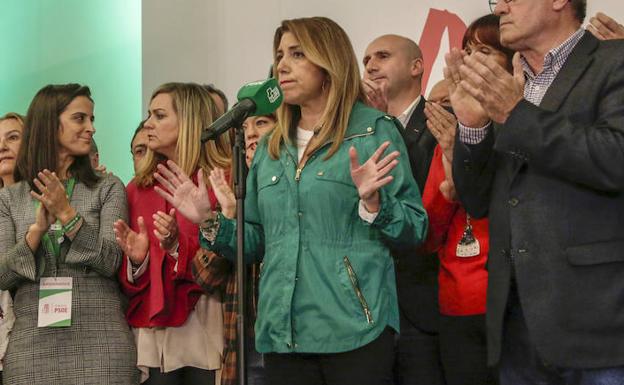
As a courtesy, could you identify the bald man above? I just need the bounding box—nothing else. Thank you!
[427,79,451,108]
[363,35,444,385]
[363,34,437,190]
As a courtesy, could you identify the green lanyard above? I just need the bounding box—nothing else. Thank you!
[34,178,76,258]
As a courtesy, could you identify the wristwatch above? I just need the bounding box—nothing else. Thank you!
[199,211,220,245]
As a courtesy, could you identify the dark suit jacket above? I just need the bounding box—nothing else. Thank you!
[394,96,440,332]
[452,32,624,368]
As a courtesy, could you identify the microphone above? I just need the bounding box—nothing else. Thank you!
[202,78,283,142]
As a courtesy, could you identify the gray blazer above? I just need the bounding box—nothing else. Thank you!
[0,174,139,384]
[453,32,624,368]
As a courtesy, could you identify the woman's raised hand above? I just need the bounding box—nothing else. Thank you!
[208,168,236,219]
[152,209,179,253]
[154,160,213,224]
[30,170,76,224]
[113,217,149,266]
[349,141,399,213]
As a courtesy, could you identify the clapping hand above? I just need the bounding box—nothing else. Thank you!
[113,217,149,266]
[154,161,213,224]
[439,153,457,202]
[443,49,490,128]
[349,141,400,213]
[450,49,525,124]
[30,170,76,224]
[588,12,624,41]
[362,79,389,113]
[425,102,457,162]
[152,209,179,253]
[208,168,236,219]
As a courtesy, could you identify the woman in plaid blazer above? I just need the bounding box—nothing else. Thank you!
[0,84,138,384]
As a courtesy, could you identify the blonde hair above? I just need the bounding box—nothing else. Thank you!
[268,17,364,160]
[0,112,25,126]
[135,83,231,187]
[0,112,24,189]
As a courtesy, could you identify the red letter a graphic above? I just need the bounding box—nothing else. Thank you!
[418,9,467,91]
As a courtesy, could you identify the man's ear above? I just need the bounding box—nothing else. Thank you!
[411,57,425,78]
[552,0,569,12]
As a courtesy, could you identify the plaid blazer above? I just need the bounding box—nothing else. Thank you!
[0,176,139,385]
[192,250,261,385]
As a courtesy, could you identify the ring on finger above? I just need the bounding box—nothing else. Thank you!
[163,231,172,239]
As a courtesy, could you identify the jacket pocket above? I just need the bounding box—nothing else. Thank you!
[257,168,285,192]
[257,168,287,221]
[343,256,374,324]
[566,239,624,265]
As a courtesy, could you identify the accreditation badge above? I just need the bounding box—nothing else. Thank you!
[38,277,72,327]
[456,237,480,257]
[456,214,480,258]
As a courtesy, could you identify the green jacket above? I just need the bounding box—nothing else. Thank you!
[202,101,428,353]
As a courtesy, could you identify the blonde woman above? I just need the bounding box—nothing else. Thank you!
[0,112,23,384]
[155,17,428,385]
[114,83,230,385]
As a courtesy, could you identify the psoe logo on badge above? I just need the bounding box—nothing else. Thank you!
[267,87,280,104]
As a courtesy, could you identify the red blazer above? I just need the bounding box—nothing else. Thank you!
[119,174,218,327]
[421,146,489,316]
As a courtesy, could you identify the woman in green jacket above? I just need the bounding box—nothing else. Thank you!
[155,16,428,385]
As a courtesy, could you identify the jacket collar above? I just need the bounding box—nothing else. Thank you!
[539,31,598,112]
[402,96,427,142]
[344,100,389,138]
[282,100,388,161]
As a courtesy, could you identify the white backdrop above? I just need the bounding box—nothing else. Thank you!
[142,0,622,112]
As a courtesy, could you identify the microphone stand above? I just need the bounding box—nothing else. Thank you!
[232,120,248,385]
[203,117,249,385]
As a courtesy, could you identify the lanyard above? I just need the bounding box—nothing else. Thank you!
[34,178,76,258]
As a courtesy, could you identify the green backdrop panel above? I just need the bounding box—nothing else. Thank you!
[0,0,142,183]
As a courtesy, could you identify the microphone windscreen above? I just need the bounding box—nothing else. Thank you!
[236,78,283,116]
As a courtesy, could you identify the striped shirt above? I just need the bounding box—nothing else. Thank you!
[459,29,586,144]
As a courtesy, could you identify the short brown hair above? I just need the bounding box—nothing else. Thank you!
[463,14,514,72]
[570,0,587,23]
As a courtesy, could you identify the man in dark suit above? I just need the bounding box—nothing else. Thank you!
[446,0,624,383]
[363,35,443,385]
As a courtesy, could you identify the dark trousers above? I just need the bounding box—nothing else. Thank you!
[264,327,394,385]
[499,284,624,385]
[395,312,446,385]
[247,332,267,385]
[143,366,215,385]
[439,314,498,385]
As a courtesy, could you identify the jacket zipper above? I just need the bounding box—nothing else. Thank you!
[343,256,373,324]
[291,130,375,182]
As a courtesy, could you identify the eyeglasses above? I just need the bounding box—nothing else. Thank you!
[489,0,515,13]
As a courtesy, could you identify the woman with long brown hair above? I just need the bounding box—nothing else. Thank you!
[0,84,138,384]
